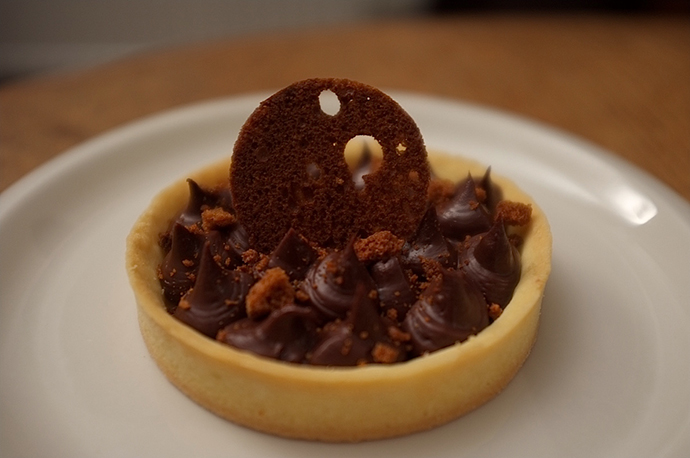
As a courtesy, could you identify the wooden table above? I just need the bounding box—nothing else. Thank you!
[1,14,688,201]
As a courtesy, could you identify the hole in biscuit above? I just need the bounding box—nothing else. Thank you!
[345,135,383,191]
[319,90,340,116]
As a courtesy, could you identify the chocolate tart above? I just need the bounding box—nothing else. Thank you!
[126,148,552,442]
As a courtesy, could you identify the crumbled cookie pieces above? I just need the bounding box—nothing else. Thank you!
[245,267,294,319]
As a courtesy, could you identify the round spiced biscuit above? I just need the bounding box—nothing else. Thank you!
[230,78,430,253]
[126,150,552,442]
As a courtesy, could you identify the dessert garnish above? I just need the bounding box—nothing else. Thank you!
[229,78,430,252]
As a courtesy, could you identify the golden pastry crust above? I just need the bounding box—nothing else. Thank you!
[126,151,552,442]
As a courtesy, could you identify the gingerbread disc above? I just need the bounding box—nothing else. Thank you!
[230,78,430,252]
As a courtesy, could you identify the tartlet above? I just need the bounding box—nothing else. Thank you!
[126,145,552,442]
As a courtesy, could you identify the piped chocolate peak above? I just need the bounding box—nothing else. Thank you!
[401,206,457,276]
[302,240,375,321]
[218,305,320,363]
[437,174,493,242]
[311,283,404,366]
[173,242,253,338]
[460,221,521,307]
[267,228,318,281]
[157,79,533,366]
[403,269,489,355]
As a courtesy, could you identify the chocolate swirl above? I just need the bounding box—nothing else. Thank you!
[436,175,492,242]
[158,164,528,366]
[460,221,521,307]
[179,179,234,227]
[311,283,404,366]
[159,179,249,310]
[159,222,204,310]
[218,305,320,363]
[174,243,254,337]
[301,241,376,321]
[370,255,416,320]
[221,224,251,269]
[403,269,489,355]
[268,228,318,281]
[202,226,250,271]
[401,207,457,277]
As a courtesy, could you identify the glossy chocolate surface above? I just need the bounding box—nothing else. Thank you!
[460,221,521,307]
[219,305,321,363]
[173,242,253,337]
[301,241,376,321]
[403,269,489,355]
[437,175,493,242]
[159,164,527,365]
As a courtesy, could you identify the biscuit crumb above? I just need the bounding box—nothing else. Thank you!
[354,231,404,263]
[178,296,191,310]
[488,303,503,320]
[474,186,487,203]
[420,258,444,282]
[295,290,310,303]
[216,328,229,341]
[241,249,270,274]
[388,326,411,342]
[372,342,400,364]
[242,249,260,264]
[245,267,294,319]
[495,201,532,226]
[341,338,353,355]
[201,207,236,232]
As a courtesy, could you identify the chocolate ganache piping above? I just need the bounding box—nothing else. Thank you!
[403,269,489,356]
[310,283,404,366]
[267,228,318,281]
[401,206,457,277]
[218,304,321,363]
[173,242,254,337]
[158,162,529,366]
[301,240,376,321]
[436,174,493,242]
[370,255,416,321]
[459,221,521,307]
[179,179,234,227]
[159,222,204,310]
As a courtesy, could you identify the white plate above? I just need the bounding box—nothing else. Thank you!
[1,93,689,458]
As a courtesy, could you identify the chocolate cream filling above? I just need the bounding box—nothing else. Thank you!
[157,155,529,366]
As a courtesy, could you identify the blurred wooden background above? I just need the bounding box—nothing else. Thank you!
[1,13,688,201]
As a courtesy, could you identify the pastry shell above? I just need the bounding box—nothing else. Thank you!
[125,151,552,442]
